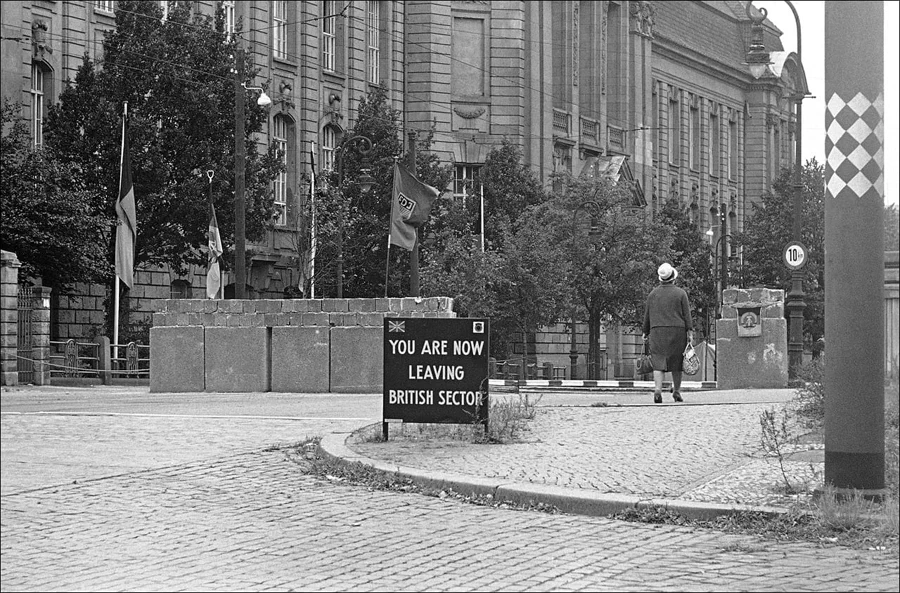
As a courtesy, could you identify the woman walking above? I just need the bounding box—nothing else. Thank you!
[642,263,694,403]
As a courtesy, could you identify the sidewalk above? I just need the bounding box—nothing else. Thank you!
[321,387,822,520]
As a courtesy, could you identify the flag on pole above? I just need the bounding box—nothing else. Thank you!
[389,162,439,251]
[206,202,223,299]
[115,107,136,288]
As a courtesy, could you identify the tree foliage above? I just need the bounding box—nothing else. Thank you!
[43,0,283,275]
[655,198,716,338]
[1,100,111,290]
[734,160,825,344]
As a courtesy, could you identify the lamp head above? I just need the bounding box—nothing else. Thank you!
[257,91,272,107]
[744,2,772,79]
[357,168,375,193]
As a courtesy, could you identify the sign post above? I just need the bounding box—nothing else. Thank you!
[383,318,490,440]
[782,241,808,271]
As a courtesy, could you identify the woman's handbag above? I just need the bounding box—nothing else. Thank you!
[682,341,700,376]
[635,342,653,376]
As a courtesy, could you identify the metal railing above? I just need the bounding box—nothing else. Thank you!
[49,339,101,377]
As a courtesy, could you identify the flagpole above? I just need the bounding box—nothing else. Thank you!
[113,102,127,359]
[480,183,485,253]
[384,234,391,298]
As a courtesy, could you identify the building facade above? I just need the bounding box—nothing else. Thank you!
[1,1,806,373]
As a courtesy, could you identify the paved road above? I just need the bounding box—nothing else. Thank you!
[1,385,897,592]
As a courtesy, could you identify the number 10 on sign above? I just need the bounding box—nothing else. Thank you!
[783,241,808,270]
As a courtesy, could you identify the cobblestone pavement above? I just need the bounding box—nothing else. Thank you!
[2,386,898,592]
[348,398,823,508]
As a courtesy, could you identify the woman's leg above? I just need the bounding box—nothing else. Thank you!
[672,370,684,401]
[653,370,664,402]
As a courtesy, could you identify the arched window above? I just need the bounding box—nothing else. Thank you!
[273,115,293,225]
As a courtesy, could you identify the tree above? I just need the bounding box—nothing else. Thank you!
[655,198,716,339]
[43,1,283,277]
[0,100,111,290]
[734,159,825,345]
[541,173,673,378]
[885,203,899,252]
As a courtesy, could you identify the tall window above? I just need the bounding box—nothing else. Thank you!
[710,111,720,177]
[273,1,287,60]
[323,0,336,71]
[729,119,738,180]
[322,125,337,173]
[94,1,114,12]
[667,94,679,166]
[366,1,381,83]
[273,116,288,225]
[159,0,168,20]
[453,165,481,200]
[689,101,700,170]
[222,1,235,38]
[31,63,47,147]
[452,16,485,98]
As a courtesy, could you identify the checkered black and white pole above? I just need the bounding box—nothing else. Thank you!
[824,1,885,496]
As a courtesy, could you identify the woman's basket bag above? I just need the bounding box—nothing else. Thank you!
[635,342,653,376]
[682,342,700,376]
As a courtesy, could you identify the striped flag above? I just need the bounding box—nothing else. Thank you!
[206,202,223,299]
[115,107,136,288]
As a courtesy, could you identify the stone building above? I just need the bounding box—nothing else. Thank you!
[0,1,805,376]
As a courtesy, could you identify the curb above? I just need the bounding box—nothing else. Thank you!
[318,430,790,522]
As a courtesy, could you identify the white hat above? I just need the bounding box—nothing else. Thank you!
[658,263,678,282]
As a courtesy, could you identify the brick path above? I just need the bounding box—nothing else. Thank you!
[1,387,897,591]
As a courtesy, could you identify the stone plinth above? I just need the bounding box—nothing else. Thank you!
[716,288,788,389]
[149,326,205,392]
[271,326,330,393]
[204,327,270,393]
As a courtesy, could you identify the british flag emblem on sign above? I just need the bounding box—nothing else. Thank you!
[388,320,406,333]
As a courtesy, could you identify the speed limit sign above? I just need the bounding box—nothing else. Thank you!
[783,241,808,270]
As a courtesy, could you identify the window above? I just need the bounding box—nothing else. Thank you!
[322,125,337,173]
[170,280,192,299]
[94,1,114,12]
[366,1,380,84]
[453,165,481,201]
[729,119,738,180]
[667,94,679,166]
[710,112,720,177]
[273,1,287,60]
[323,0,336,72]
[689,102,700,170]
[221,1,235,38]
[31,62,48,147]
[273,116,288,225]
[159,0,168,20]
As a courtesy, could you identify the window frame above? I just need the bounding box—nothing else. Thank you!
[323,0,337,72]
[31,62,46,148]
[273,116,289,226]
[366,1,381,84]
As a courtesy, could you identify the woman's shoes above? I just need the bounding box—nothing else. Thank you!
[673,391,683,402]
[653,392,662,404]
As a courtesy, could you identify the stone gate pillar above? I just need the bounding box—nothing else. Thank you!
[1,250,21,386]
[715,288,788,389]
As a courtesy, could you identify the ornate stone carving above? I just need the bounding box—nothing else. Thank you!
[453,106,486,120]
[32,20,52,59]
[630,1,656,37]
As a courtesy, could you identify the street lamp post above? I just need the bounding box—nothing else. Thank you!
[334,134,374,298]
[712,233,732,318]
[746,0,807,377]
[569,200,601,380]
[233,47,271,299]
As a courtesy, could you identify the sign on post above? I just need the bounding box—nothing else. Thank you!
[783,241,808,270]
[383,318,490,440]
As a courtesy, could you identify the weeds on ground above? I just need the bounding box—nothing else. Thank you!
[751,358,900,552]
[357,393,541,445]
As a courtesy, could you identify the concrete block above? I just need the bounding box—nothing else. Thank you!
[271,326,330,392]
[204,327,270,392]
[302,312,329,326]
[330,326,382,393]
[716,317,788,389]
[150,325,205,392]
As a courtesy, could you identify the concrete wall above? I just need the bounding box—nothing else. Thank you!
[149,297,455,393]
[716,288,787,389]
